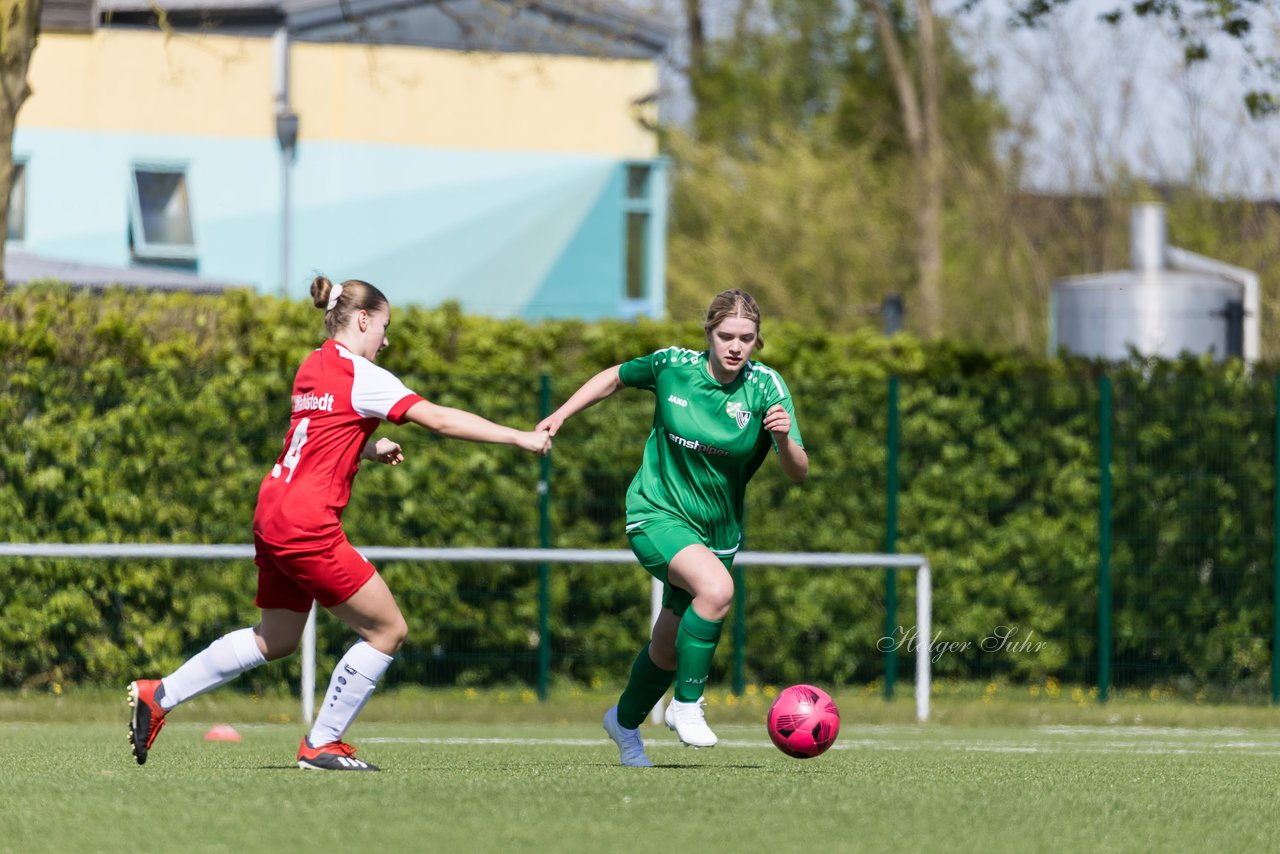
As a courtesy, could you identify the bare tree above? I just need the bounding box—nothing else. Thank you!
[1011,0,1279,117]
[684,0,706,75]
[862,0,945,337]
[0,0,41,293]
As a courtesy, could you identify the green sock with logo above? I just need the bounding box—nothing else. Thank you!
[673,608,724,702]
[616,642,676,729]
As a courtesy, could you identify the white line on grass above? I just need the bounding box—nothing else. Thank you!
[1036,725,1253,737]
[361,734,1280,756]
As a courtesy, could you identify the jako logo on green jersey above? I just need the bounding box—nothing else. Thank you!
[666,432,730,456]
[725,401,752,429]
[667,395,689,407]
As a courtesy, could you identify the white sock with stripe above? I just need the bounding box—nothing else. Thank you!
[159,628,267,711]
[308,641,393,746]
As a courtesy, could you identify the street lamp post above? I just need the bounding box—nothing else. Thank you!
[273,27,299,299]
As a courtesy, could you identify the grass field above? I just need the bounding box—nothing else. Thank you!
[5,688,1280,853]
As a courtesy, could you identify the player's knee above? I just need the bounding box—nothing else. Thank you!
[261,635,298,661]
[391,615,409,651]
[701,576,735,613]
[371,615,408,655]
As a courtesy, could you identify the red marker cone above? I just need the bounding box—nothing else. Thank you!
[204,724,242,742]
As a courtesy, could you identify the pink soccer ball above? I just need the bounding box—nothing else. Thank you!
[767,684,841,758]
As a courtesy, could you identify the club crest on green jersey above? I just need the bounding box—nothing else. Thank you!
[726,401,752,429]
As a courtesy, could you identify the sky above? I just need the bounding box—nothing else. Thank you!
[621,0,1280,199]
[959,0,1280,199]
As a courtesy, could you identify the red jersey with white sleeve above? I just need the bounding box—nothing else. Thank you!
[253,339,423,547]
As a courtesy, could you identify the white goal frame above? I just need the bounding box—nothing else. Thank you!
[0,544,933,722]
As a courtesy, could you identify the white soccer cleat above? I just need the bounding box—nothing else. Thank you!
[603,705,655,767]
[664,697,718,748]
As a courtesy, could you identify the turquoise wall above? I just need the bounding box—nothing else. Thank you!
[13,128,666,319]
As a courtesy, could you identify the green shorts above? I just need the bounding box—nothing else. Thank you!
[626,518,736,617]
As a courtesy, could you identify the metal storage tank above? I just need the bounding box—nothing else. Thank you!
[1050,204,1258,362]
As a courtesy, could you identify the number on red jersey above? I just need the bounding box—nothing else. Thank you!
[272,417,310,483]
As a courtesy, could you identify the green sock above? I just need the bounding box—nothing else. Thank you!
[616,643,676,729]
[674,608,724,702]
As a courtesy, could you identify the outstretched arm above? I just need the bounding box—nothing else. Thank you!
[763,404,808,483]
[535,365,625,437]
[404,400,551,455]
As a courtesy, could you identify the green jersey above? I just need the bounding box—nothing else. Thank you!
[618,347,805,553]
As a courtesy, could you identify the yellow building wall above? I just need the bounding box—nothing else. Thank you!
[292,41,658,156]
[20,30,659,157]
[22,31,276,137]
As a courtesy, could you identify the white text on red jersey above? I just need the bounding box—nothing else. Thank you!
[293,392,335,413]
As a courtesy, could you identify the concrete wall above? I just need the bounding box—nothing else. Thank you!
[14,30,666,318]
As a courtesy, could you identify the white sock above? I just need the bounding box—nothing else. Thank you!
[159,627,267,710]
[308,641,393,746]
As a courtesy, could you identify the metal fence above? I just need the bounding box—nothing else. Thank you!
[4,369,1279,703]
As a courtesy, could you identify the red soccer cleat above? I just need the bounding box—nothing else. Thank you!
[296,737,380,772]
[127,679,168,766]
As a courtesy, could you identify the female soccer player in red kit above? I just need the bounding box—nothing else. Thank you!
[127,276,552,771]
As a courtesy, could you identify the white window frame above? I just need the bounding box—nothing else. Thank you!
[128,162,197,262]
[621,161,656,318]
[7,158,27,245]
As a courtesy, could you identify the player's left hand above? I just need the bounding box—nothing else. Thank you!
[370,438,404,465]
[517,429,553,456]
[763,404,791,436]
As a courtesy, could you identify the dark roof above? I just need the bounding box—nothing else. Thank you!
[7,252,242,293]
[97,0,671,59]
[289,0,669,57]
[42,0,96,31]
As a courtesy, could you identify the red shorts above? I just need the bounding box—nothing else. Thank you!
[253,532,377,612]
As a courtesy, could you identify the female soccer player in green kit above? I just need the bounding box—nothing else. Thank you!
[536,289,808,766]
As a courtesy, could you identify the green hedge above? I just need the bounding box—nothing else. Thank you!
[1,285,1274,696]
